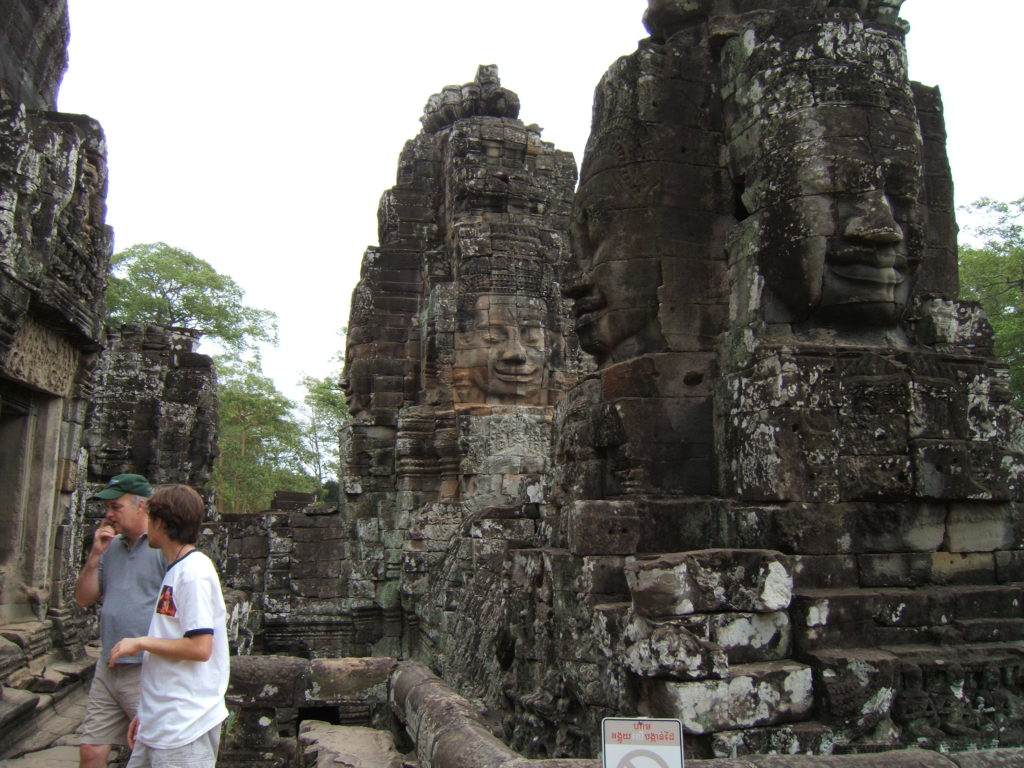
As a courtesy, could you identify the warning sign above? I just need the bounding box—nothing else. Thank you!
[602,718,684,768]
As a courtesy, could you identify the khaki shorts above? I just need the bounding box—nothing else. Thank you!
[126,724,221,768]
[79,661,142,746]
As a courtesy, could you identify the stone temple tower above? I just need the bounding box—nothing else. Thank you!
[546,0,1024,758]
[329,67,583,669]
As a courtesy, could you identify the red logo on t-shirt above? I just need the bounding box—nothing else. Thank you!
[156,585,176,617]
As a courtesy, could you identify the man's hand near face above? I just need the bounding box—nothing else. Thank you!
[93,521,115,553]
[75,521,116,608]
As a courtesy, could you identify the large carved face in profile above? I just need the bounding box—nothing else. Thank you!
[567,176,664,366]
[754,109,924,328]
[453,294,548,404]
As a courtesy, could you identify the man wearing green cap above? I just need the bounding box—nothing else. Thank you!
[75,474,167,768]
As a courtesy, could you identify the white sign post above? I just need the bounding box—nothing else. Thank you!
[602,718,684,768]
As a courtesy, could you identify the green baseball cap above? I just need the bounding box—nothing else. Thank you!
[90,474,153,500]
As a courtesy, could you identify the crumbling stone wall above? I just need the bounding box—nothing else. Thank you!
[0,0,116,752]
[84,323,218,490]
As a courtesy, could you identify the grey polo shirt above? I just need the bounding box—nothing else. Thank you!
[98,532,167,664]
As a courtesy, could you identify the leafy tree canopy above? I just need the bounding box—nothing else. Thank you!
[213,357,314,513]
[106,242,278,355]
[958,196,1024,402]
[297,372,348,496]
[102,243,347,512]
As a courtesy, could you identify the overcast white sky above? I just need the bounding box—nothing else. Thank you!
[57,1,1024,402]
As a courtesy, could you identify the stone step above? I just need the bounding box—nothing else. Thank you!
[709,721,835,758]
[882,640,1024,670]
[800,642,1024,681]
[791,585,1024,652]
[0,687,41,757]
[0,623,52,663]
[642,659,814,735]
[799,642,1024,753]
[0,639,25,680]
[955,617,1024,643]
[5,651,95,695]
[790,589,876,652]
[297,721,405,768]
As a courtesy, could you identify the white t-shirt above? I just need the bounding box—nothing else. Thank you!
[136,549,229,750]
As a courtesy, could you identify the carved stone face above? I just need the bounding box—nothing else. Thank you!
[756,111,923,327]
[454,294,547,404]
[567,197,663,365]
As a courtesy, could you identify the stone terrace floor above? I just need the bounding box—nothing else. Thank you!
[0,678,126,767]
[0,683,87,768]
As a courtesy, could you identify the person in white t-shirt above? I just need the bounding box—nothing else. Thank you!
[108,484,229,768]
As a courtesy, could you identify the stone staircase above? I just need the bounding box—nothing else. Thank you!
[790,582,1024,754]
[616,548,1024,758]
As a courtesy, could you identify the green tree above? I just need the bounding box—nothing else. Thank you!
[106,242,277,356]
[958,196,1024,402]
[213,358,315,513]
[297,373,348,497]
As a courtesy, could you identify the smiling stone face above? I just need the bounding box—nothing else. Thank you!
[454,294,548,404]
[754,111,924,327]
[720,6,925,333]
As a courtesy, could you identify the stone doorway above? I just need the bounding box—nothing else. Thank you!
[0,377,63,625]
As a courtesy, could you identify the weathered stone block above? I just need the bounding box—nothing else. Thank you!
[566,500,641,556]
[946,503,1017,553]
[931,552,995,585]
[871,589,940,628]
[228,655,309,707]
[910,377,968,440]
[851,503,946,553]
[838,455,913,502]
[710,722,836,759]
[790,590,878,652]
[581,556,630,598]
[639,499,756,553]
[222,706,280,750]
[238,535,268,559]
[0,636,26,679]
[727,406,839,503]
[622,613,728,681]
[792,555,859,590]
[996,550,1024,583]
[952,584,1024,621]
[858,553,933,587]
[838,411,909,457]
[806,649,897,734]
[680,611,791,664]
[307,658,396,702]
[955,618,1024,643]
[643,660,813,734]
[298,721,404,768]
[766,504,852,555]
[912,440,987,500]
[626,549,793,618]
